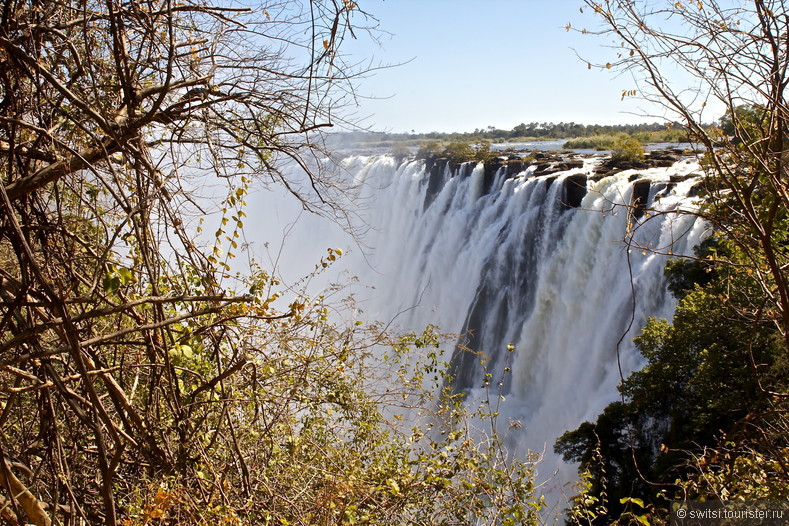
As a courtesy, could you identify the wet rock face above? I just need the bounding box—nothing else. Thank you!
[423,160,445,210]
[588,149,687,179]
[533,160,585,177]
[416,148,696,207]
[506,159,524,176]
[562,174,588,210]
[630,179,652,220]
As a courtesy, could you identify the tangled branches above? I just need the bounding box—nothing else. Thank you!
[0,0,372,523]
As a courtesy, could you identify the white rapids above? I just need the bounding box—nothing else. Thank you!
[250,152,707,514]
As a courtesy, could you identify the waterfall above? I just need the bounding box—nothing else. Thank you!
[336,153,706,502]
[250,151,706,509]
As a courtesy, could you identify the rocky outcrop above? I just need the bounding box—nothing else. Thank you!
[423,159,445,210]
[563,174,588,210]
[506,158,524,176]
[533,159,585,177]
[592,149,685,179]
[416,148,696,209]
[630,179,651,220]
[648,151,682,167]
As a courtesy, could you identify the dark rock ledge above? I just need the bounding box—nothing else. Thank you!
[418,148,702,211]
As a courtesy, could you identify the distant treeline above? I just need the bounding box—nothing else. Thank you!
[334,121,692,149]
[466,121,684,140]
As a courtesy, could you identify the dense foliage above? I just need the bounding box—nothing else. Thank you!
[556,1,789,523]
[415,140,494,166]
[609,136,645,165]
[556,238,787,522]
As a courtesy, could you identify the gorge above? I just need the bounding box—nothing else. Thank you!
[308,148,710,506]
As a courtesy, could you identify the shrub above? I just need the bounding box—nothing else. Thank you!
[391,143,412,163]
[472,140,495,163]
[442,141,475,164]
[119,325,543,526]
[610,135,645,165]
[415,140,443,160]
[563,133,625,150]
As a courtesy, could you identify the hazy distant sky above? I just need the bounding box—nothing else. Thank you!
[342,0,671,133]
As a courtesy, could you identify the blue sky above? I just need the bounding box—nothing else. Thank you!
[342,0,667,133]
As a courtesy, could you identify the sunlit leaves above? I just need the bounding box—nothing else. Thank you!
[102,265,135,294]
[317,247,344,270]
[168,343,193,360]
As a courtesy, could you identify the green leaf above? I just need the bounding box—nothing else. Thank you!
[117,267,134,285]
[620,497,645,508]
[102,273,120,294]
[168,345,193,360]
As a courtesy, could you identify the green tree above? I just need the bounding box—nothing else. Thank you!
[561,1,789,520]
[556,245,785,522]
[717,104,769,140]
[609,135,645,166]
[443,141,476,165]
[416,140,443,160]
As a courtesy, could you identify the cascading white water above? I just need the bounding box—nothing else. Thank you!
[333,153,707,505]
[249,151,707,512]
